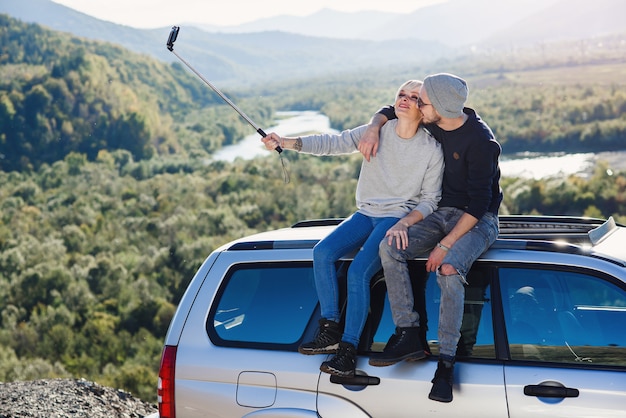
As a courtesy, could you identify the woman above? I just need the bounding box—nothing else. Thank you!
[262,80,444,377]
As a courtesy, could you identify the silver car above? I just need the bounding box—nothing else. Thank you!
[149,216,626,417]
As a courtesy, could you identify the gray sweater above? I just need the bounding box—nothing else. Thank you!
[300,120,444,219]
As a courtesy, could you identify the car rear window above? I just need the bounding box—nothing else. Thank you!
[207,262,318,347]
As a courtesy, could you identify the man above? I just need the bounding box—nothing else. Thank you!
[360,73,502,403]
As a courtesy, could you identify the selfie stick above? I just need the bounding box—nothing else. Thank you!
[166,26,282,153]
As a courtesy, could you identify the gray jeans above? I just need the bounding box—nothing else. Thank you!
[379,208,499,357]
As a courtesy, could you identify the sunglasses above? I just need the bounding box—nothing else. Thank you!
[417,97,432,108]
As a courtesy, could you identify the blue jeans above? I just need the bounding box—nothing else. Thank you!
[379,208,499,357]
[314,212,399,347]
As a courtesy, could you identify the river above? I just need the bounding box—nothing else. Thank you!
[211,111,625,179]
[211,111,338,162]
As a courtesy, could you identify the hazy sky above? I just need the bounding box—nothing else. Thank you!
[51,0,446,28]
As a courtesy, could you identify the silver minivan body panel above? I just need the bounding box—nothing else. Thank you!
[318,360,508,417]
[174,248,323,417]
[505,364,626,418]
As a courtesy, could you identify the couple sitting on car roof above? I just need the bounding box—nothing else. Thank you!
[262,72,502,403]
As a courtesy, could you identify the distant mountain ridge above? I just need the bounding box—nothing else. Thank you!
[197,1,558,44]
[194,9,402,41]
[144,0,626,47]
[0,0,449,86]
[2,0,626,86]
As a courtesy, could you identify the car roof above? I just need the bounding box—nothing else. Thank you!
[225,222,337,251]
[224,216,626,267]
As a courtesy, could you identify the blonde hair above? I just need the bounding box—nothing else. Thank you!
[395,80,423,101]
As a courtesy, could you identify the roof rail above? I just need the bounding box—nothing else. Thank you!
[289,216,621,246]
[291,219,343,228]
[499,215,606,230]
[497,216,608,244]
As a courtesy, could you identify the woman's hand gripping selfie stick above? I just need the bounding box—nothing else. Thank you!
[166,26,289,182]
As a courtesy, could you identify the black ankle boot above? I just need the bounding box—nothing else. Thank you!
[368,327,426,366]
[298,318,341,355]
[428,358,455,402]
[320,341,356,377]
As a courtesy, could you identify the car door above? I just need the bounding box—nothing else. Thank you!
[177,255,325,417]
[499,265,626,418]
[317,262,508,417]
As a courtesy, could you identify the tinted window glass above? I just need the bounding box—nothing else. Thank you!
[500,267,626,366]
[368,262,496,359]
[457,267,495,359]
[209,263,318,345]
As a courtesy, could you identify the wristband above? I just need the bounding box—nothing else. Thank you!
[436,242,450,252]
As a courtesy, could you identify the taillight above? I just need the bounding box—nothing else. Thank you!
[157,345,177,418]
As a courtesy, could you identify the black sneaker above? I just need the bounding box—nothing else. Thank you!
[428,359,454,403]
[368,327,426,366]
[298,318,341,355]
[320,341,356,377]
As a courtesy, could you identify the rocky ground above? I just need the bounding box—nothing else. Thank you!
[0,379,157,417]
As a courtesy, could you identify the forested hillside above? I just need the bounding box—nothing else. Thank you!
[1,15,626,403]
[0,15,275,172]
[1,143,625,402]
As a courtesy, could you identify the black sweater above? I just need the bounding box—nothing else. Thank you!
[379,106,502,219]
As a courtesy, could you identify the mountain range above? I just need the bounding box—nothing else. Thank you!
[194,0,563,44]
[2,0,625,86]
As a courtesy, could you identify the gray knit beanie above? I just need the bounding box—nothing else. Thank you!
[423,73,468,118]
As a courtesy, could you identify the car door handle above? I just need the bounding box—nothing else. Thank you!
[524,384,579,398]
[330,374,380,386]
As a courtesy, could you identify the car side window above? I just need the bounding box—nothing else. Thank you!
[500,267,626,366]
[207,262,318,346]
[367,262,496,359]
[456,266,495,358]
